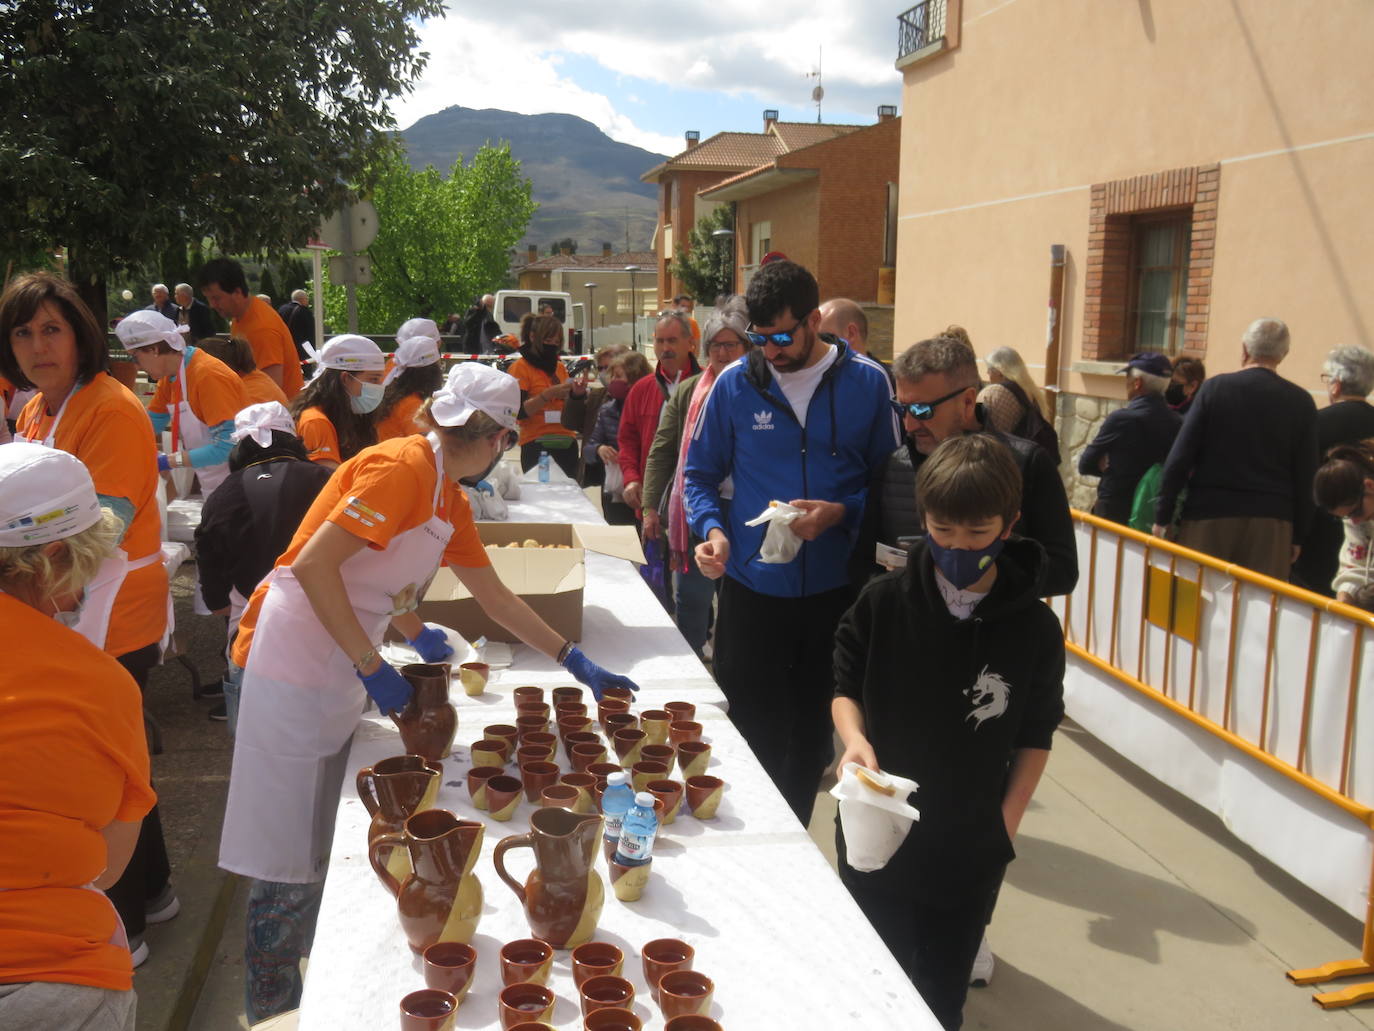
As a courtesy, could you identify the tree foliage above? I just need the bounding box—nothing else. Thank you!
[0,0,445,317]
[322,142,536,332]
[549,237,578,256]
[671,204,736,303]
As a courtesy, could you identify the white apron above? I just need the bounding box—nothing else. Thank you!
[168,349,230,496]
[219,439,456,883]
[21,384,163,652]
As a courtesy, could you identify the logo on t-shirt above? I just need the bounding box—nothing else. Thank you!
[965,665,1010,728]
[751,410,774,431]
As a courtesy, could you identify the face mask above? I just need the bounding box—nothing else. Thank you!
[927,534,1006,590]
[349,379,384,414]
[52,590,87,629]
[459,431,514,487]
[607,378,630,401]
[1165,382,1186,405]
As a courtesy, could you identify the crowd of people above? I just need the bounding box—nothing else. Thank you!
[2,253,1372,1031]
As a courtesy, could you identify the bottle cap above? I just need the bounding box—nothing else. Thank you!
[634,791,655,806]
[606,771,629,786]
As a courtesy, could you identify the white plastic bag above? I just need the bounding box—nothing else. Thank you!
[829,762,920,872]
[462,481,509,520]
[743,500,805,564]
[491,461,522,500]
[603,460,625,502]
[161,430,195,498]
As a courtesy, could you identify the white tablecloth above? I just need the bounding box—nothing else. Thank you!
[297,482,938,1029]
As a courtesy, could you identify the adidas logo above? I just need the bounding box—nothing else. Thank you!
[752,410,774,431]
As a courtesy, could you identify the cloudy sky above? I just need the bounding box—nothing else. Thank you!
[391,1,905,155]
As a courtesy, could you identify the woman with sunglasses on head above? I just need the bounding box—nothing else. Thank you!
[291,335,386,469]
[375,318,444,441]
[508,312,581,479]
[219,362,638,1023]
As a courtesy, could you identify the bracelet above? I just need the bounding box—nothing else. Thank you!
[353,647,380,672]
[556,640,574,663]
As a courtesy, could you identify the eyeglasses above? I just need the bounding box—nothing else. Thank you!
[746,314,810,348]
[888,387,970,421]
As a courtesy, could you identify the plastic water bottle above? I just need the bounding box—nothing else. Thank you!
[612,791,659,867]
[538,450,550,482]
[600,772,635,852]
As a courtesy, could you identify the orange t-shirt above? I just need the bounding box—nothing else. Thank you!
[0,595,155,991]
[148,347,248,436]
[232,435,492,666]
[509,356,577,447]
[375,393,424,442]
[232,296,303,399]
[297,405,342,464]
[240,368,290,408]
[18,376,168,657]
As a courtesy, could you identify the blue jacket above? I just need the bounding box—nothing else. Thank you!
[685,338,898,597]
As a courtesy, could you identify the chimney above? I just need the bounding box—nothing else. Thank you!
[763,109,779,132]
[526,244,537,263]
[685,130,700,149]
[602,241,613,258]
[877,104,898,123]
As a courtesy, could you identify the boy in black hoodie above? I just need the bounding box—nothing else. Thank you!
[832,434,1065,1030]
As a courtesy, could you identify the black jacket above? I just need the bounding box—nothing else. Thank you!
[834,536,1065,899]
[277,301,315,360]
[852,422,1079,596]
[177,298,217,341]
[1078,393,1182,523]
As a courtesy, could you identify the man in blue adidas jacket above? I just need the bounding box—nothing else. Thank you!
[685,261,899,823]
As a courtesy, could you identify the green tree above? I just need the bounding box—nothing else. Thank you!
[323,142,536,332]
[548,237,577,256]
[0,0,444,322]
[671,204,737,303]
[258,266,279,306]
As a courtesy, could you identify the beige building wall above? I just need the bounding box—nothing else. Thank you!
[894,0,1374,404]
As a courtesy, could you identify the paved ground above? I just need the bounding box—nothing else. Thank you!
[133,565,1374,1029]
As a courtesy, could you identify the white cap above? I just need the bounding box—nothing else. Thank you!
[384,319,443,386]
[231,401,298,448]
[429,361,519,432]
[316,334,386,373]
[634,791,656,807]
[0,442,103,547]
[115,309,188,352]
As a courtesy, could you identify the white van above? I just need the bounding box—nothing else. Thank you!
[493,290,585,349]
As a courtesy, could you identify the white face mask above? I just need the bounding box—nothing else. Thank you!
[51,589,87,629]
[350,379,385,414]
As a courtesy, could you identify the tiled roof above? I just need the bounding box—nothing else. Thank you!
[642,121,869,182]
[518,250,657,272]
[770,121,866,150]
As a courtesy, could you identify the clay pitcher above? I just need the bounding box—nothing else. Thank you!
[357,755,443,883]
[492,807,604,950]
[393,662,458,760]
[369,809,484,953]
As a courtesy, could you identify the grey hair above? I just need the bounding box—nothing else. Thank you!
[1324,345,1374,398]
[1129,368,1171,395]
[700,295,749,348]
[292,289,309,304]
[174,282,193,295]
[655,310,693,340]
[1242,317,1290,361]
[151,283,168,294]
[893,335,981,391]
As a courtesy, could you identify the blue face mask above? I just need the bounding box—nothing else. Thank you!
[349,379,384,414]
[927,534,1006,590]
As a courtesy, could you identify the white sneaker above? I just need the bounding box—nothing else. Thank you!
[969,935,994,987]
[129,935,149,969]
[145,885,180,924]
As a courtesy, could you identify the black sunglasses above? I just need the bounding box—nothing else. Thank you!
[888,386,969,421]
[746,313,810,348]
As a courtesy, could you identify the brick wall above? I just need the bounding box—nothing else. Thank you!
[736,180,822,286]
[863,305,895,361]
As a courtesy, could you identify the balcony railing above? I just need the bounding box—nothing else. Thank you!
[897,0,947,61]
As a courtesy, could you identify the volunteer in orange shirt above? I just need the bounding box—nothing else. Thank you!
[197,334,290,407]
[218,362,638,1022]
[116,310,248,497]
[0,443,155,1029]
[291,334,385,468]
[508,312,580,478]
[375,317,443,440]
[197,257,304,397]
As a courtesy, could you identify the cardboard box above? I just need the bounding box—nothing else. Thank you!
[407,522,644,644]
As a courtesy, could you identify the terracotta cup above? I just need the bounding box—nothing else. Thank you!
[675,741,711,780]
[603,712,638,738]
[664,701,696,723]
[631,760,669,793]
[471,738,509,768]
[506,1023,554,1031]
[658,971,713,1020]
[586,762,623,793]
[685,775,725,820]
[466,765,505,810]
[423,941,477,999]
[638,709,671,746]
[486,775,523,821]
[516,744,553,768]
[566,730,602,751]
[646,779,684,825]
[570,740,608,772]
[570,941,624,989]
[540,783,582,810]
[498,982,555,1029]
[639,744,675,768]
[596,696,631,728]
[457,661,489,697]
[555,700,589,719]
[611,728,647,766]
[519,760,561,803]
[516,701,552,723]
[559,772,598,812]
[485,724,520,753]
[667,721,703,747]
[558,714,594,744]
[642,939,694,1003]
[608,854,651,902]
[585,1007,643,1031]
[515,714,548,740]
[601,686,634,704]
[500,938,553,985]
[663,1016,722,1031]
[400,988,459,1031]
[523,730,558,760]
[579,974,635,1017]
[552,685,584,706]
[512,685,544,706]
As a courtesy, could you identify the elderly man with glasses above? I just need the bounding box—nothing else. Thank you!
[684,260,898,824]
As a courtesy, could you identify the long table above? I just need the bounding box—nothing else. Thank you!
[297,481,939,1029]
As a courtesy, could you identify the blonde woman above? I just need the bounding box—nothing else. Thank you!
[976,344,1059,458]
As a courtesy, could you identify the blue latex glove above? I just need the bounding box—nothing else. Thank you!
[157,453,171,472]
[408,626,454,663]
[561,646,639,702]
[357,662,412,714]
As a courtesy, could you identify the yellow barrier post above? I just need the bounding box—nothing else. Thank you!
[1287,854,1374,1009]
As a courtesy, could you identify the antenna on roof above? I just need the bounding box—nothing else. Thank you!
[807,46,824,123]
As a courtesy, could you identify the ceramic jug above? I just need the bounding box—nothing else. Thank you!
[369,809,484,953]
[357,754,443,882]
[393,662,458,760]
[492,807,604,950]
